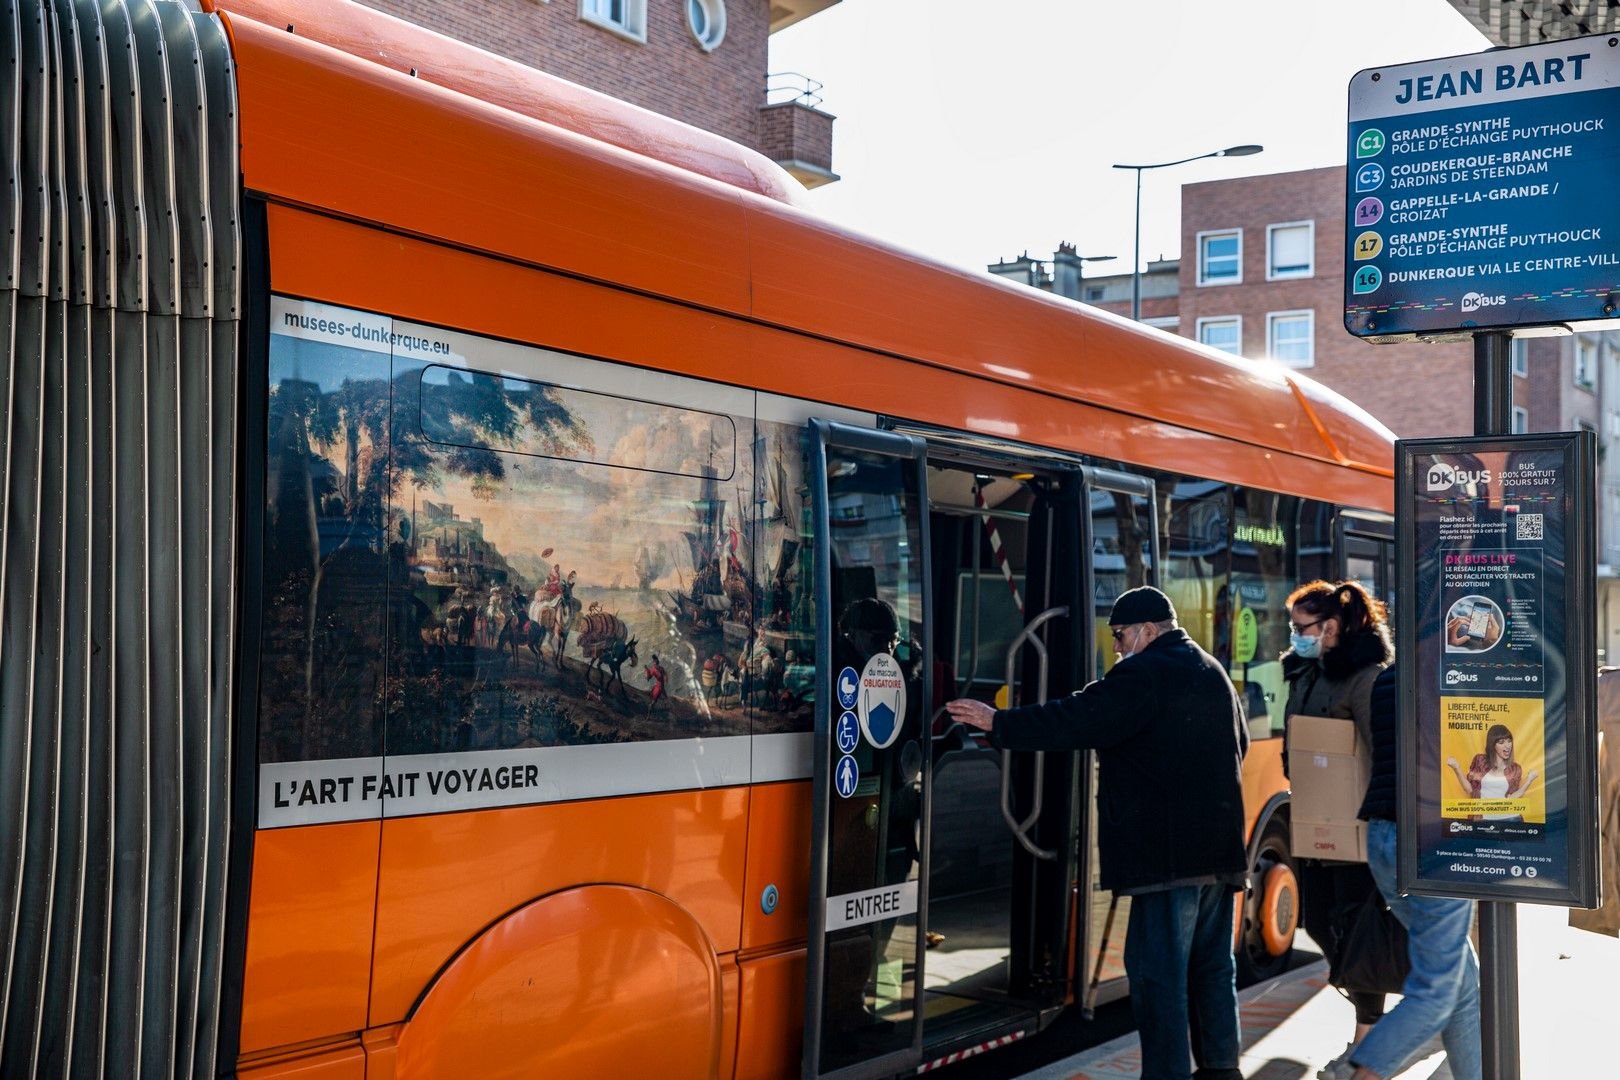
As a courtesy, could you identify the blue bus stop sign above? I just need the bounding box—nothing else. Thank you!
[1345,35,1620,340]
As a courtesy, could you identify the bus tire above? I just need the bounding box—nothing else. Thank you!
[1237,813,1297,985]
[393,884,723,1078]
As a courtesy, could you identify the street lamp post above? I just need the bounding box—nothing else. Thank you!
[1113,144,1263,322]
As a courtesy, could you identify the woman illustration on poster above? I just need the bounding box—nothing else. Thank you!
[1447,722,1540,819]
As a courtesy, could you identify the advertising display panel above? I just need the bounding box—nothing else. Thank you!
[1397,433,1598,905]
[1346,35,1620,340]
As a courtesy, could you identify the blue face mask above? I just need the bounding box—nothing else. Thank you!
[1291,630,1322,659]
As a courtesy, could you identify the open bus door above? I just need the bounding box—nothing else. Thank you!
[804,421,1146,1075]
[804,420,933,1080]
[1076,468,1161,1013]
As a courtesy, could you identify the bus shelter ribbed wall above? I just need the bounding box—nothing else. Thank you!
[0,2,240,1076]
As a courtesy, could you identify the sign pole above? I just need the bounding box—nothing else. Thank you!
[1473,328,1519,1080]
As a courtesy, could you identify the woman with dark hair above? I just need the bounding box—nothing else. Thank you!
[1447,724,1539,817]
[1282,579,1393,1071]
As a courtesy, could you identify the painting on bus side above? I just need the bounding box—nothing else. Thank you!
[259,320,816,765]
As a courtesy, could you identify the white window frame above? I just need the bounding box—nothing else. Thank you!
[1266,309,1315,368]
[1196,315,1242,356]
[687,0,727,51]
[1513,406,1529,434]
[1197,229,1242,287]
[580,0,647,43]
[1575,337,1598,391]
[1143,315,1181,332]
[1265,221,1315,281]
[1511,338,1528,377]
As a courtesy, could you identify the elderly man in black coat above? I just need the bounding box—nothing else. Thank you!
[947,586,1249,1080]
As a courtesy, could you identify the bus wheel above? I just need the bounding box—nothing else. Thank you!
[1238,816,1297,984]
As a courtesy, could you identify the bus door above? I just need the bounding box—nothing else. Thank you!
[804,420,933,1080]
[1340,509,1396,613]
[1077,468,1160,1014]
[916,458,1087,1063]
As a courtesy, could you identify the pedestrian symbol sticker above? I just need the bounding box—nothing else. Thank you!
[1352,265,1383,295]
[1355,162,1384,193]
[835,754,859,798]
[1354,197,1384,227]
[836,711,859,754]
[836,666,859,711]
[1356,128,1385,158]
[1353,231,1382,261]
[858,653,907,750]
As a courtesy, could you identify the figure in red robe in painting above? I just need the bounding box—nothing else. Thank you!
[644,653,667,717]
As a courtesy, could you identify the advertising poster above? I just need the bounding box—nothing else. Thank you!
[1398,434,1597,905]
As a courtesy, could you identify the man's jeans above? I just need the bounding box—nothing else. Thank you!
[1123,883,1242,1080]
[1352,819,1482,1080]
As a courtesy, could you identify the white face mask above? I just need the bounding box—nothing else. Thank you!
[1116,626,1140,660]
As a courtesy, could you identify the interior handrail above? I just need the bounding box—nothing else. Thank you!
[999,605,1070,861]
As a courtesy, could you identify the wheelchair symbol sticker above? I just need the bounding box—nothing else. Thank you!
[836,711,859,754]
[835,755,859,798]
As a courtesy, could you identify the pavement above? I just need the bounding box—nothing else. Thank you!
[1012,902,1618,1079]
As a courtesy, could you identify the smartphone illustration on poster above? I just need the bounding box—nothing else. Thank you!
[1446,593,1503,653]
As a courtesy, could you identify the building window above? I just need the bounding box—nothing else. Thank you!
[1083,285,1106,302]
[1197,230,1242,286]
[1197,316,1242,355]
[1266,310,1314,367]
[1576,336,1597,391]
[581,0,647,41]
[1143,316,1181,332]
[1266,221,1314,280]
[1511,338,1528,377]
[687,0,726,51]
[1513,406,1529,434]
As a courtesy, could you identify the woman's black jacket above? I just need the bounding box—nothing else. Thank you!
[989,628,1249,894]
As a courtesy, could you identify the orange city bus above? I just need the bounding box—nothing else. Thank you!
[0,1,1396,1077]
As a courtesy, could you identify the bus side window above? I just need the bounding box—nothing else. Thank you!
[1161,479,1232,664]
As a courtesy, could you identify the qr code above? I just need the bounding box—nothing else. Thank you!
[1516,513,1544,541]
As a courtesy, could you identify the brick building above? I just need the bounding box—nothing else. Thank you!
[360,0,840,186]
[1177,166,1483,439]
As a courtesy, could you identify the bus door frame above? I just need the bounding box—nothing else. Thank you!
[1075,466,1160,1013]
[803,419,933,1080]
[1339,508,1395,609]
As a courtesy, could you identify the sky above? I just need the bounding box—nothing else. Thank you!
[767,0,1490,275]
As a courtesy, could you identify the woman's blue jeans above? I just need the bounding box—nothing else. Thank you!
[1352,818,1482,1080]
[1123,883,1242,1080]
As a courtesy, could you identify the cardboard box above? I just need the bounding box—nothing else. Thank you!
[1287,713,1369,863]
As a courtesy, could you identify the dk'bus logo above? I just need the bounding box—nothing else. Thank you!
[1426,461,1491,492]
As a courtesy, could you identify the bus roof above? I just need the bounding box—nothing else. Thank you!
[211,0,1395,498]
[207,0,813,207]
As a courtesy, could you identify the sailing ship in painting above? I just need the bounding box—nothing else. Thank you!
[260,319,818,765]
[388,373,815,754]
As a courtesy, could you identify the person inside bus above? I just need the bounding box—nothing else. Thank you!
[1281,580,1393,1060]
[1326,663,1481,1080]
[946,586,1248,1080]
